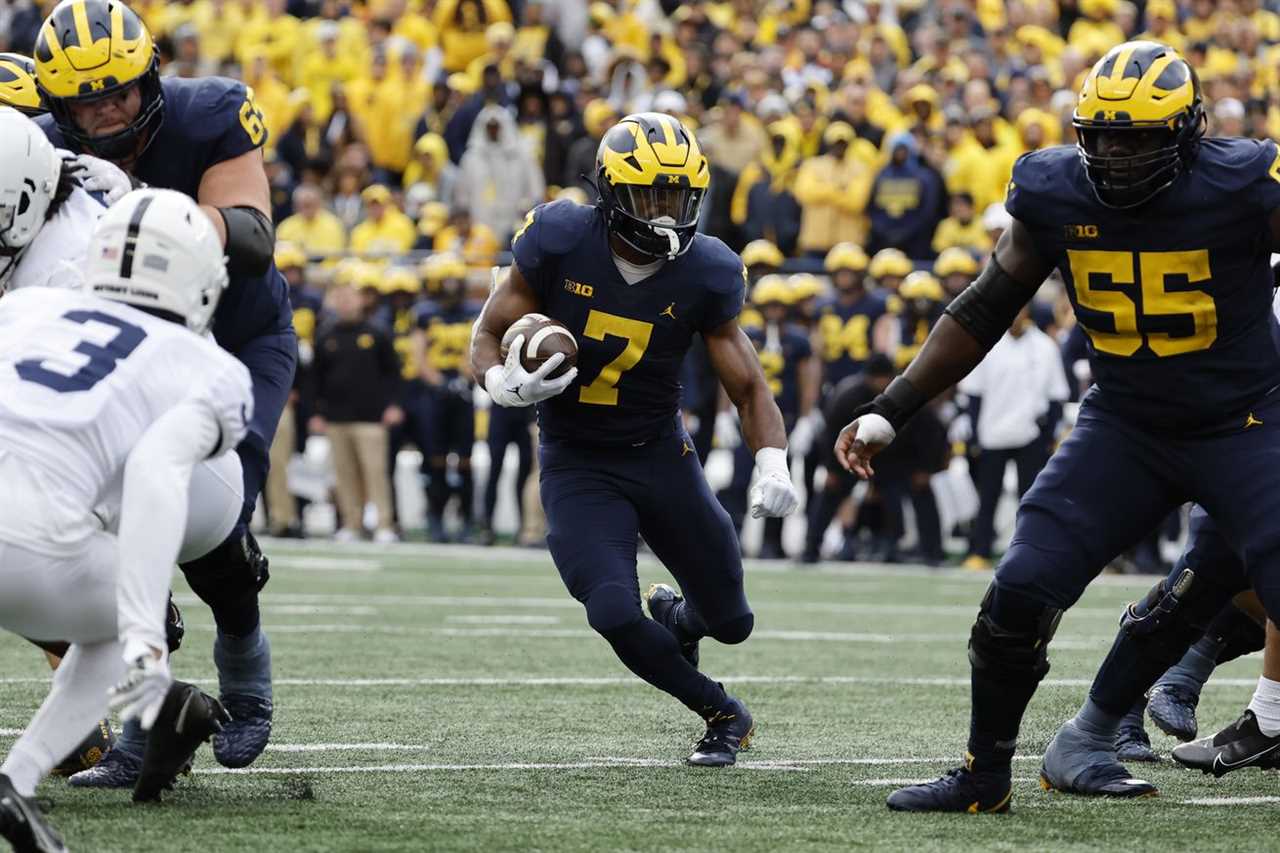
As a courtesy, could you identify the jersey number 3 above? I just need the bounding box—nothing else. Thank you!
[579,310,653,406]
[1068,249,1217,357]
[16,310,146,393]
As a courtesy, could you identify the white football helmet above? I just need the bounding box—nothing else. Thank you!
[0,106,61,289]
[84,188,229,335]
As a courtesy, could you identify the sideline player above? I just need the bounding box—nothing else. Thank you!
[471,113,798,766]
[34,0,295,779]
[836,41,1280,810]
[0,187,252,848]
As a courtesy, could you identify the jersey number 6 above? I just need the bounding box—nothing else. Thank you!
[239,88,267,147]
[1068,249,1217,357]
[578,310,653,406]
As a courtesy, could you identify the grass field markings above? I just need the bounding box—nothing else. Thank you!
[1178,796,1280,806]
[265,744,434,753]
[263,605,380,616]
[259,538,1159,587]
[0,674,1266,688]
[444,615,562,624]
[848,776,1038,787]
[0,728,20,736]
[588,755,1048,767]
[177,622,1114,647]
[270,556,381,572]
[173,592,1133,621]
[191,761,808,775]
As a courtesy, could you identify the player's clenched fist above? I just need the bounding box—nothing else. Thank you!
[484,334,578,408]
[835,413,896,480]
[748,447,799,518]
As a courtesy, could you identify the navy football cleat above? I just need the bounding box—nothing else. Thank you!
[212,694,273,769]
[1040,719,1157,797]
[51,719,114,777]
[0,773,65,853]
[1114,721,1160,764]
[1171,710,1280,777]
[645,583,699,669]
[687,698,754,767]
[1146,683,1200,742]
[134,681,229,802]
[67,746,142,789]
[886,763,1012,813]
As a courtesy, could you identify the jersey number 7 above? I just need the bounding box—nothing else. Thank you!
[578,310,653,406]
[1068,249,1216,357]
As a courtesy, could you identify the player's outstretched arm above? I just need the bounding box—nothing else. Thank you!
[836,219,1054,479]
[707,317,799,517]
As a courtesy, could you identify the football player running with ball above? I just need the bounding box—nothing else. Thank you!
[472,112,798,767]
[838,41,1280,811]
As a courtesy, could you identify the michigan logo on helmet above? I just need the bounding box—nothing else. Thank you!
[0,54,45,116]
[34,0,164,161]
[596,112,709,260]
[1072,40,1205,209]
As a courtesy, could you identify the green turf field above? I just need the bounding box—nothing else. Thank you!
[2,541,1272,852]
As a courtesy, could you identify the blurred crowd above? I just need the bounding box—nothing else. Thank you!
[3,0,1275,567]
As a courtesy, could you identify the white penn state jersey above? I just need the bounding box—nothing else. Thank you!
[8,185,105,292]
[0,287,253,556]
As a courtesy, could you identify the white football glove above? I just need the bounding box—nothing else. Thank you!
[714,409,741,449]
[749,446,800,518]
[64,152,135,204]
[787,410,823,458]
[108,653,172,730]
[484,334,578,408]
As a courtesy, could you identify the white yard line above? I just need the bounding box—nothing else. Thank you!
[1179,796,1280,806]
[171,592,1129,619]
[265,743,434,753]
[444,615,562,625]
[193,760,807,775]
[0,674,1264,688]
[176,622,1110,647]
[269,557,381,572]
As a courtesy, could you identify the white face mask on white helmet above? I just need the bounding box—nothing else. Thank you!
[84,188,230,335]
[0,106,62,291]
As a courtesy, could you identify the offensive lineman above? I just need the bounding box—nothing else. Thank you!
[838,42,1280,810]
[471,112,799,766]
[0,186,253,849]
[33,0,295,780]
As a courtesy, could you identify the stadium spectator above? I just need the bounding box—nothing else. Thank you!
[931,192,991,256]
[564,98,618,195]
[350,184,417,255]
[310,283,403,543]
[277,184,348,256]
[732,119,803,255]
[958,307,1071,571]
[456,104,544,242]
[793,122,874,257]
[867,132,946,260]
[401,132,458,210]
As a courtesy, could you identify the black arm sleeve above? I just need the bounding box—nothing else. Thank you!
[218,206,275,278]
[943,257,1040,351]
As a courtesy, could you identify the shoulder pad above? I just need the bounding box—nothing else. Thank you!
[161,76,248,140]
[529,199,598,256]
[1196,137,1278,194]
[1006,145,1087,225]
[687,234,747,296]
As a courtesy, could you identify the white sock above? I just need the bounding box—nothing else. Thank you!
[0,641,122,795]
[1247,675,1280,737]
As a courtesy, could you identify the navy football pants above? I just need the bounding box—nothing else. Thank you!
[232,327,299,530]
[540,433,751,714]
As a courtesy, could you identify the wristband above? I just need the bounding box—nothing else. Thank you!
[853,375,929,432]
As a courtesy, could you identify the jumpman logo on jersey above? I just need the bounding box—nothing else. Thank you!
[1245,412,1264,429]
[681,439,694,457]
[660,303,677,320]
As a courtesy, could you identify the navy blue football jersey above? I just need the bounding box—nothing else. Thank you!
[417,300,481,380]
[512,200,745,446]
[38,76,291,352]
[1006,138,1280,432]
[747,323,812,420]
[815,291,887,386]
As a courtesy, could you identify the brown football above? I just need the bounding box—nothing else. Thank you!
[500,313,577,378]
